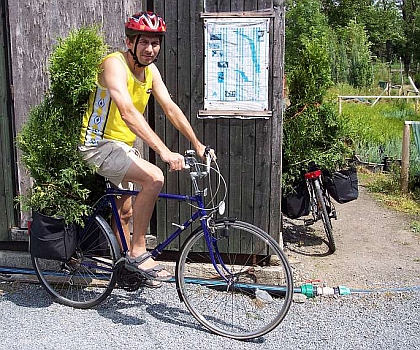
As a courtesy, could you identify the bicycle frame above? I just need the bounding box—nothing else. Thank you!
[305,169,323,220]
[303,162,336,252]
[83,168,233,282]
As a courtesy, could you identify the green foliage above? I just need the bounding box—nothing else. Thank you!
[16,25,108,224]
[288,38,332,107]
[49,25,107,111]
[283,102,352,194]
[283,42,351,191]
[343,99,420,149]
[401,0,420,68]
[367,1,404,60]
[286,0,331,73]
[321,0,404,61]
[414,71,420,89]
[341,93,420,190]
[328,32,349,84]
[327,20,373,88]
[285,0,329,71]
[343,21,373,89]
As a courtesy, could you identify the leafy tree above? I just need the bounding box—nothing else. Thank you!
[285,0,331,72]
[287,38,332,107]
[342,20,373,88]
[321,0,404,63]
[368,0,404,61]
[321,0,372,28]
[401,0,420,71]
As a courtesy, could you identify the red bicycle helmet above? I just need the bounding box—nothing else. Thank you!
[125,11,166,67]
[125,11,166,37]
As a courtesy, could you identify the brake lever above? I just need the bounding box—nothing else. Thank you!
[204,146,213,174]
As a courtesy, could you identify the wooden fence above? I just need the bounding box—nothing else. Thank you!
[1,0,285,246]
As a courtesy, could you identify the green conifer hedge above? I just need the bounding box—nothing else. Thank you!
[17,25,108,224]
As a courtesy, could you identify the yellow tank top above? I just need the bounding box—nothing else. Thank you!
[80,51,153,147]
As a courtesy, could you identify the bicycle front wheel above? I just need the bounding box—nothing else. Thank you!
[314,179,336,252]
[177,219,293,340]
[32,215,119,309]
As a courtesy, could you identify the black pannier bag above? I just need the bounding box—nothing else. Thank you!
[281,180,310,219]
[30,211,78,261]
[323,167,359,204]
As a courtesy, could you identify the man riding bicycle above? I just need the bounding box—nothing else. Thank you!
[79,11,210,286]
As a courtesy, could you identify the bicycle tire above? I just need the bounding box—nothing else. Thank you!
[176,219,293,340]
[313,179,336,252]
[32,214,120,309]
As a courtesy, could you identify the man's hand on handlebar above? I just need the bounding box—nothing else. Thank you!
[162,146,216,172]
[196,144,216,162]
[160,150,186,172]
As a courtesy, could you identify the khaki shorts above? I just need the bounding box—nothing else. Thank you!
[78,140,141,186]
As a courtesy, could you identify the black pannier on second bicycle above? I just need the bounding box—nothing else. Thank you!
[323,166,359,204]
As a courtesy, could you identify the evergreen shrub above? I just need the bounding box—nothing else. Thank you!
[283,38,353,194]
[16,25,108,224]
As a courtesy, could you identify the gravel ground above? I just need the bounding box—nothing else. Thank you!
[1,281,419,350]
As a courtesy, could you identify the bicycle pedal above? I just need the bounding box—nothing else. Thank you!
[304,219,315,226]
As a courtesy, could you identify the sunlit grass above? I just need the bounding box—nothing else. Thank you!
[410,220,420,234]
[358,169,420,218]
[327,83,420,179]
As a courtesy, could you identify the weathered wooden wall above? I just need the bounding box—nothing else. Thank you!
[150,0,285,248]
[3,0,285,246]
[0,1,15,241]
[8,0,144,228]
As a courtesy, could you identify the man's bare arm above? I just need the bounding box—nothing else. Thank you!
[150,64,207,157]
[99,57,184,169]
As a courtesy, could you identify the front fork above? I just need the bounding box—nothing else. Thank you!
[204,216,234,283]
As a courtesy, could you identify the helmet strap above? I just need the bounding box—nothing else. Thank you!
[128,35,147,68]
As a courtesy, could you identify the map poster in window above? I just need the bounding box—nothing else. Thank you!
[202,17,270,118]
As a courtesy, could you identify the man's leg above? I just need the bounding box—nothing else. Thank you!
[122,157,170,278]
[111,195,132,251]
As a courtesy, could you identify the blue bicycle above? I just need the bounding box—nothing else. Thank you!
[31,150,293,340]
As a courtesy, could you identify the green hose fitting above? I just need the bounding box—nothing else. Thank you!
[299,284,351,298]
[299,283,315,298]
[338,286,351,295]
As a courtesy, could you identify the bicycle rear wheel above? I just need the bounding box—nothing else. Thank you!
[32,215,119,309]
[313,179,336,252]
[176,219,293,340]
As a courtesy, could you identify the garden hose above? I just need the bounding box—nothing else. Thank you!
[1,266,419,299]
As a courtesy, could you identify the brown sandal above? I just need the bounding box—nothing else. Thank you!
[125,252,172,282]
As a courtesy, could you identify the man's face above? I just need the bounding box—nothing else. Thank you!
[130,34,161,65]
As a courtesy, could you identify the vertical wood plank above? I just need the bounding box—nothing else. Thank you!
[241,120,256,224]
[153,1,170,244]
[213,0,230,223]
[269,0,285,243]
[201,0,226,250]
[251,1,270,234]
[164,0,181,249]
[189,0,208,252]
[177,0,193,247]
[0,1,14,240]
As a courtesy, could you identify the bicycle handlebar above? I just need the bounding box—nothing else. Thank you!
[184,147,227,210]
[184,147,214,170]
